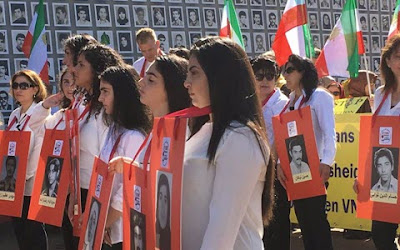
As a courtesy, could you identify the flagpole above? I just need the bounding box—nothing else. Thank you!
[362,53,372,98]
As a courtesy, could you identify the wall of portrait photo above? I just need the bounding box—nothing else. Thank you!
[0,0,394,119]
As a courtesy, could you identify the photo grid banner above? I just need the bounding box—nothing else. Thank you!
[0,0,394,119]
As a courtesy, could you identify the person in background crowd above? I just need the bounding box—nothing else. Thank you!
[342,70,377,112]
[353,33,400,250]
[251,53,290,250]
[9,70,48,250]
[98,66,151,249]
[133,28,163,78]
[278,54,336,250]
[168,47,190,60]
[320,76,345,100]
[182,36,275,249]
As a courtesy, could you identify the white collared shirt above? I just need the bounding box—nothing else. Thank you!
[373,86,400,115]
[133,57,152,77]
[371,175,398,193]
[284,88,336,166]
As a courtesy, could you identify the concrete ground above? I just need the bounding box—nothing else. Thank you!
[0,219,396,250]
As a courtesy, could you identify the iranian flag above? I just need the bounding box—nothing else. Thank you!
[22,0,49,83]
[220,0,244,48]
[272,0,314,66]
[315,0,364,78]
[388,0,400,39]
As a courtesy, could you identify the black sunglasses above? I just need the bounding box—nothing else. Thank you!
[284,66,297,74]
[255,72,276,81]
[12,82,35,90]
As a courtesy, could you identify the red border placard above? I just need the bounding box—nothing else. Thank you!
[0,130,30,217]
[28,128,71,226]
[357,115,400,223]
[79,157,114,250]
[272,106,326,200]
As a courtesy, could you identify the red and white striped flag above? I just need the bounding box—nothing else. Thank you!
[22,0,49,83]
[388,0,400,39]
[220,0,244,48]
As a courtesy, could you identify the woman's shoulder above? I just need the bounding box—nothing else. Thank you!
[309,87,334,103]
[222,122,260,145]
[121,129,146,143]
[375,85,385,98]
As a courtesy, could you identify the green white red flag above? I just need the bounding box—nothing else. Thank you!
[315,0,364,78]
[389,0,400,39]
[22,0,49,84]
[220,0,244,48]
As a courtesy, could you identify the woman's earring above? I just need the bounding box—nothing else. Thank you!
[33,94,36,99]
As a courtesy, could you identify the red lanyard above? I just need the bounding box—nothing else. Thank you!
[166,106,212,118]
[373,91,390,116]
[6,115,31,131]
[109,134,122,161]
[280,96,306,116]
[140,59,147,78]
[262,89,276,107]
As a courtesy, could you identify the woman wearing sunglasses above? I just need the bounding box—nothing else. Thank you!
[251,53,290,250]
[277,54,336,250]
[182,37,275,249]
[8,70,48,250]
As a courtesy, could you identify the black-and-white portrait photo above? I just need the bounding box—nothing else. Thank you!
[309,12,319,30]
[362,56,370,70]
[172,31,186,48]
[157,31,170,53]
[0,1,5,25]
[358,0,367,9]
[370,14,380,32]
[0,30,8,54]
[203,8,217,28]
[370,147,399,203]
[14,59,28,72]
[169,7,184,27]
[202,0,215,4]
[268,34,275,49]
[382,15,390,32]
[189,32,201,45]
[266,10,278,29]
[320,0,330,8]
[155,171,172,250]
[95,4,111,27]
[152,6,167,27]
[253,33,266,53]
[9,2,27,26]
[97,30,114,49]
[11,30,25,54]
[383,36,388,47]
[285,135,311,178]
[333,12,340,24]
[280,0,287,6]
[372,56,381,73]
[321,12,331,31]
[114,5,131,27]
[75,4,92,27]
[187,7,201,28]
[130,209,146,250]
[307,0,318,8]
[32,2,49,26]
[235,0,248,5]
[56,31,72,54]
[45,31,52,53]
[251,10,264,29]
[242,32,253,53]
[370,0,379,10]
[265,0,277,6]
[382,0,390,10]
[47,58,55,82]
[332,0,342,9]
[237,9,249,29]
[250,0,262,6]
[312,34,321,49]
[133,6,149,27]
[41,157,63,198]
[117,31,133,53]
[371,36,381,53]
[185,0,199,3]
[84,198,101,250]
[53,3,70,26]
[0,87,12,112]
[0,156,18,192]
[359,14,368,32]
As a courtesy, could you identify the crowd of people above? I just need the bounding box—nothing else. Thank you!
[1,26,399,250]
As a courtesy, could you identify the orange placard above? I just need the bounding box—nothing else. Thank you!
[122,162,153,250]
[272,106,326,200]
[149,117,186,250]
[79,157,114,250]
[65,109,82,236]
[0,130,30,217]
[357,115,400,223]
[28,128,71,226]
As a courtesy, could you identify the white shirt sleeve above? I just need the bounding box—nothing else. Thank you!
[200,128,267,250]
[28,101,51,135]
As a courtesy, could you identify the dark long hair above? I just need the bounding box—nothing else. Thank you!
[64,34,97,66]
[155,173,171,250]
[154,55,191,113]
[381,33,400,93]
[190,37,275,225]
[286,54,318,102]
[99,66,151,135]
[78,43,126,121]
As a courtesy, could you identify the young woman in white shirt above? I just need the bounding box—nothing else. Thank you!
[277,54,336,250]
[251,54,290,250]
[182,37,274,249]
[353,33,400,250]
[8,70,48,250]
[98,66,151,250]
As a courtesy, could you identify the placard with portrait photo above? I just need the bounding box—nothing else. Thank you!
[371,35,381,54]
[52,3,70,27]
[44,31,52,54]
[268,33,275,50]
[55,31,72,54]
[311,33,321,49]
[320,0,330,8]
[370,0,379,11]
[236,9,249,30]
[333,12,341,24]
[202,0,216,4]
[0,86,13,111]
[97,30,115,49]
[250,0,262,6]
[11,30,25,54]
[47,58,55,82]
[151,6,167,27]
[321,12,332,31]
[156,31,170,53]
[189,32,202,46]
[272,106,326,200]
[117,31,133,53]
[332,0,342,9]
[372,56,381,74]
[358,0,367,9]
[359,13,369,32]
[171,31,187,48]
[253,33,266,54]
[32,2,49,26]
[235,0,248,5]
[308,12,319,30]
[363,35,370,53]
[203,8,217,29]
[266,10,278,30]
[0,156,18,194]
[381,15,390,32]
[381,0,390,11]
[251,10,264,30]
[133,6,149,27]
[95,4,112,27]
[74,4,92,27]
[0,1,5,25]
[370,14,380,32]
[383,36,388,47]
[265,0,277,6]
[242,32,253,53]
[357,116,400,224]
[0,30,8,54]
[114,5,131,27]
[9,2,28,26]
[307,0,318,8]
[169,6,184,28]
[187,7,201,28]
[155,171,172,250]
[0,59,10,83]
